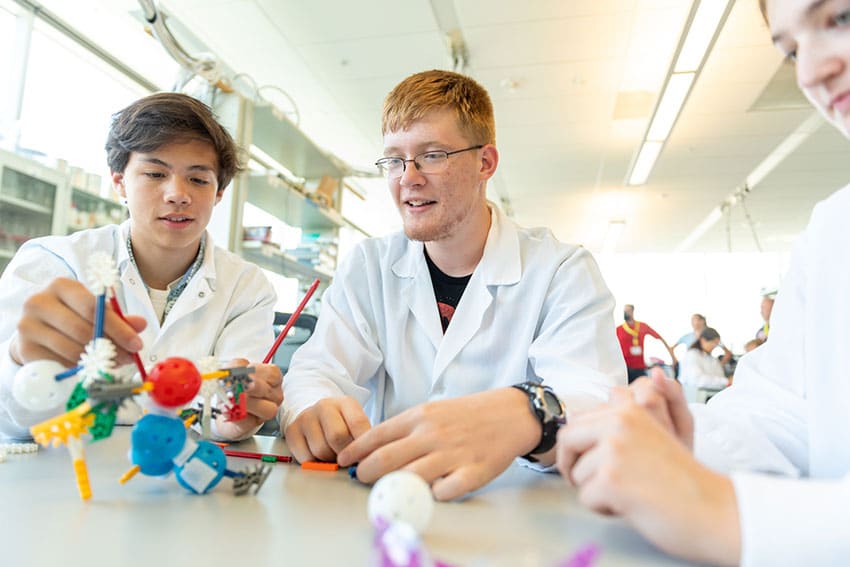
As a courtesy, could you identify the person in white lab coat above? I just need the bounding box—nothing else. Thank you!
[281,70,625,501]
[0,93,282,441]
[678,327,729,390]
[555,0,850,564]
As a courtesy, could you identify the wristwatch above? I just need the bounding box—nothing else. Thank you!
[511,381,567,462]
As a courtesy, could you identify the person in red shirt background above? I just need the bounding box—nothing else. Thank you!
[616,304,677,383]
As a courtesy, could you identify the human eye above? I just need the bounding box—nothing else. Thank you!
[378,157,402,168]
[833,9,850,26]
[190,176,211,186]
[420,151,446,164]
[144,171,165,179]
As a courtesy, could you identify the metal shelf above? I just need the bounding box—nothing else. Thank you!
[246,174,343,232]
[0,194,53,215]
[242,246,333,283]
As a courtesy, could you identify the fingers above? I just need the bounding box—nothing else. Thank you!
[631,378,676,433]
[337,414,408,467]
[651,373,694,449]
[353,434,430,483]
[15,278,145,367]
[284,398,368,464]
[430,464,490,502]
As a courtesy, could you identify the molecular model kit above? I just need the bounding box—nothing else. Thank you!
[10,252,316,501]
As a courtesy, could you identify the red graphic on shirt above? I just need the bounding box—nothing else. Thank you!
[438,302,456,332]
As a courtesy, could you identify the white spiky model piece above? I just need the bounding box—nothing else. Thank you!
[85,252,119,297]
[80,252,121,385]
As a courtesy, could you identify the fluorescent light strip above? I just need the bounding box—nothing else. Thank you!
[647,73,694,141]
[746,111,822,187]
[628,141,664,186]
[626,0,732,186]
[675,0,730,72]
[675,112,823,251]
[601,220,626,255]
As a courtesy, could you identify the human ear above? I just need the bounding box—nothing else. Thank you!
[111,171,126,198]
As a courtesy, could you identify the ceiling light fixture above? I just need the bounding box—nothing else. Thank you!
[626,0,733,187]
[676,111,823,251]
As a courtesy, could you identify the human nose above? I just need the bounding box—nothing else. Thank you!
[397,158,424,185]
[164,177,191,205]
[796,37,844,92]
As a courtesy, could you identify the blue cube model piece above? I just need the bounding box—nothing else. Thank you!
[175,440,227,494]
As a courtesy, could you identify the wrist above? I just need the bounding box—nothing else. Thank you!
[693,469,741,565]
[510,382,567,461]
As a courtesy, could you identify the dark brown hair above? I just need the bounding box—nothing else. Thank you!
[382,70,495,145]
[105,92,243,190]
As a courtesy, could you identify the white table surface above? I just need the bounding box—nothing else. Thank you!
[0,429,693,567]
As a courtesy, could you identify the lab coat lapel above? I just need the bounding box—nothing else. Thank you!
[160,238,216,334]
[392,240,443,351]
[432,206,521,380]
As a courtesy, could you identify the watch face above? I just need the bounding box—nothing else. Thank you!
[542,390,565,421]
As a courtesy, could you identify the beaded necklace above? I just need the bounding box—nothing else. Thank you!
[125,231,207,324]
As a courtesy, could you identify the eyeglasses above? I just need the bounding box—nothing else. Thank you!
[375,145,484,178]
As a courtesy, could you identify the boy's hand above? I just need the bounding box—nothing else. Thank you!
[284,396,371,462]
[337,388,541,501]
[214,359,283,440]
[556,388,740,565]
[10,277,146,368]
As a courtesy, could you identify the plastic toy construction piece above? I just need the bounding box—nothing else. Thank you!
[12,360,76,412]
[368,471,434,533]
[0,443,39,464]
[231,463,272,496]
[301,461,339,472]
[222,448,293,463]
[146,357,202,407]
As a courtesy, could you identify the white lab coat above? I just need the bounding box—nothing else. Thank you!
[0,221,276,439]
[281,205,625,430]
[679,348,728,389]
[692,185,850,566]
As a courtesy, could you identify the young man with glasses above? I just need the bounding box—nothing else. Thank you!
[281,70,624,500]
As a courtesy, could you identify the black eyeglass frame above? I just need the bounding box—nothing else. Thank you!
[374,144,484,177]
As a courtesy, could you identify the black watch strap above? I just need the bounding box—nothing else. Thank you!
[512,382,566,462]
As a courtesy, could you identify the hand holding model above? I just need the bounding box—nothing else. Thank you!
[9,277,147,368]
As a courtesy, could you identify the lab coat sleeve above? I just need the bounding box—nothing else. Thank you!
[692,229,810,477]
[527,247,625,414]
[0,242,77,439]
[280,244,384,429]
[732,471,850,566]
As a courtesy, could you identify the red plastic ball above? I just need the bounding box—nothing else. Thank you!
[146,357,202,407]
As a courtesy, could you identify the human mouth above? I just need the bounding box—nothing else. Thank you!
[829,90,850,116]
[159,214,194,227]
[404,199,436,208]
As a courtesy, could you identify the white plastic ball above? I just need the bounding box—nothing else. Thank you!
[12,360,76,412]
[367,470,434,533]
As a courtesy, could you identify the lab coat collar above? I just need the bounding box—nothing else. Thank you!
[115,221,217,332]
[390,203,521,286]
[390,203,523,377]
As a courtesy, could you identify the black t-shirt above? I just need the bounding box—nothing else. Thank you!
[425,250,471,333]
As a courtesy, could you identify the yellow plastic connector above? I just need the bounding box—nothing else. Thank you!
[30,402,95,447]
[73,458,92,500]
[119,465,141,485]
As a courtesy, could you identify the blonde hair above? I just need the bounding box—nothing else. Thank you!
[382,70,495,145]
